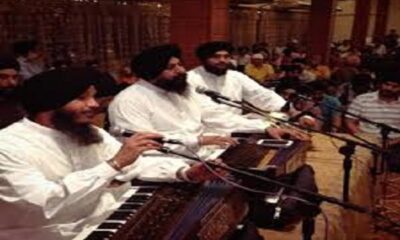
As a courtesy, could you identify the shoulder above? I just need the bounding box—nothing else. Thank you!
[353,91,378,103]
[227,69,252,81]
[110,83,149,108]
[187,66,204,78]
[0,121,36,158]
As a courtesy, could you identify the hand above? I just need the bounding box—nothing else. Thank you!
[184,160,229,182]
[112,132,163,169]
[199,135,239,147]
[266,127,310,141]
[298,115,318,129]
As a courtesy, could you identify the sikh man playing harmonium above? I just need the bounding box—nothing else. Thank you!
[0,68,221,240]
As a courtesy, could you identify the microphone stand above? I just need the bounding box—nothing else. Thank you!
[295,94,400,175]
[288,100,384,202]
[158,147,400,237]
[205,94,383,202]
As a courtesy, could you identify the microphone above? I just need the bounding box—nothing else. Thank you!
[195,86,231,101]
[109,126,183,145]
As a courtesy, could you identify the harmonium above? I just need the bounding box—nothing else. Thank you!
[75,134,310,240]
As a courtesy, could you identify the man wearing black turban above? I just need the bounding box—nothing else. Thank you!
[109,44,238,155]
[188,41,313,139]
[0,67,217,240]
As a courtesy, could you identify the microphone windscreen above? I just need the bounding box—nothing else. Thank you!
[109,126,136,137]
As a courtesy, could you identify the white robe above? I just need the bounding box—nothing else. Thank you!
[187,66,286,133]
[0,118,188,240]
[108,77,281,148]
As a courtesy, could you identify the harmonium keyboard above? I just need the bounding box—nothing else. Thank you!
[75,134,310,240]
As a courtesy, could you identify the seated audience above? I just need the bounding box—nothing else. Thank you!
[244,53,275,84]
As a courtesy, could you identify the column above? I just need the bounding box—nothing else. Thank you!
[373,0,390,39]
[170,0,229,68]
[351,0,372,48]
[308,0,337,63]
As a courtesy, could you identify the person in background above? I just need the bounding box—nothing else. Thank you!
[292,58,316,83]
[0,56,24,129]
[331,54,361,105]
[309,54,331,81]
[345,70,400,135]
[13,40,46,80]
[235,46,251,72]
[307,81,342,132]
[244,53,275,84]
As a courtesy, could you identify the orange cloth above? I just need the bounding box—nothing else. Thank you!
[311,65,331,80]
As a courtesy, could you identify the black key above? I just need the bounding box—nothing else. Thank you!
[86,230,114,240]
[108,211,134,220]
[126,195,151,203]
[119,203,142,210]
[135,187,157,193]
[98,222,123,230]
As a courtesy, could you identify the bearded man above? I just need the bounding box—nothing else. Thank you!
[108,44,238,156]
[0,68,219,240]
[188,41,313,138]
[0,56,25,129]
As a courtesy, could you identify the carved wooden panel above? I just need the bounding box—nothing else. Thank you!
[0,0,170,69]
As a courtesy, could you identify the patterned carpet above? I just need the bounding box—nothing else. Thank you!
[370,172,400,239]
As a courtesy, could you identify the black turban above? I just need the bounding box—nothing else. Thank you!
[0,56,20,71]
[131,44,181,80]
[195,41,234,61]
[21,68,100,113]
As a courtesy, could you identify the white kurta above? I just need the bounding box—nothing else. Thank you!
[108,80,203,149]
[108,78,280,147]
[187,66,286,133]
[0,118,188,240]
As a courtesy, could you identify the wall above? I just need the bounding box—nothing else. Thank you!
[229,8,309,47]
[387,0,400,32]
[332,0,355,42]
[333,0,400,43]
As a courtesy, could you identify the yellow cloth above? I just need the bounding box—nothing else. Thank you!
[244,63,275,83]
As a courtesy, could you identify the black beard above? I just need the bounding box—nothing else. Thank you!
[203,63,228,76]
[153,73,188,95]
[51,110,103,146]
[0,88,19,100]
